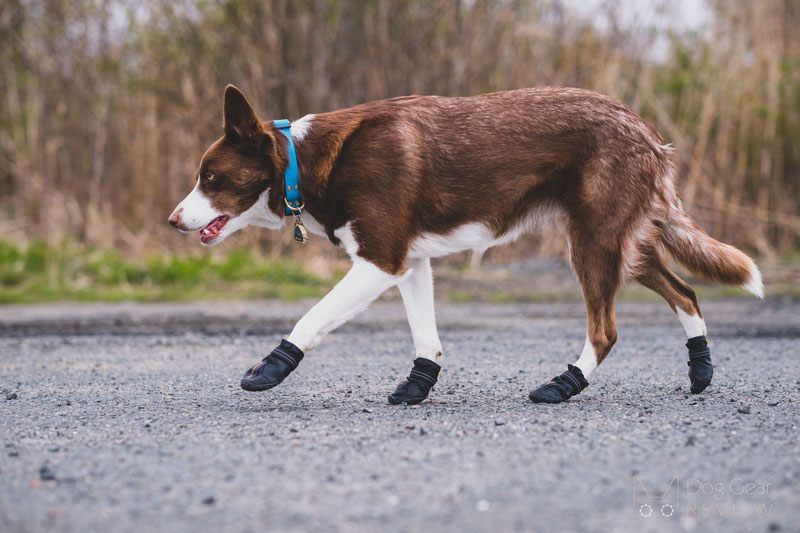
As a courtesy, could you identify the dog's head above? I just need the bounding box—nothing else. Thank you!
[168,85,286,245]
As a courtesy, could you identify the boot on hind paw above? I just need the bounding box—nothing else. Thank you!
[687,335,713,394]
[240,339,304,392]
[529,364,589,404]
[388,358,441,405]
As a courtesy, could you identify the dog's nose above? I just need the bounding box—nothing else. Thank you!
[168,209,182,229]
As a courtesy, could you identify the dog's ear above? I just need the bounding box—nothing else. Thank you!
[222,85,279,167]
[223,85,263,143]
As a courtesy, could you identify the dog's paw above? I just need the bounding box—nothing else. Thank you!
[686,335,713,394]
[240,339,304,392]
[529,364,588,404]
[387,358,441,405]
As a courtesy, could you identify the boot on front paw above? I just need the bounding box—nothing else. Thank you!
[388,358,441,405]
[529,364,589,404]
[687,335,712,394]
[240,339,304,392]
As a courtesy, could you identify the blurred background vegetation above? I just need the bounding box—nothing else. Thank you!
[1,0,799,302]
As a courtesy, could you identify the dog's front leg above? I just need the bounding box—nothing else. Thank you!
[240,259,402,392]
[388,257,443,405]
[287,259,402,351]
[398,258,442,362]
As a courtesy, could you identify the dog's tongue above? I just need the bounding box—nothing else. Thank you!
[200,215,229,242]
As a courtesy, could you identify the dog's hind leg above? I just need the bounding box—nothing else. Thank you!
[634,248,712,393]
[529,226,621,403]
[240,259,402,392]
[388,257,443,405]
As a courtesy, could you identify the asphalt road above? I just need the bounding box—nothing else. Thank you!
[1,297,798,533]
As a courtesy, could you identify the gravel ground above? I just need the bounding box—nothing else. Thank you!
[1,297,798,533]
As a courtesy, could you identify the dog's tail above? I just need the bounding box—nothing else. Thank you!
[658,160,764,298]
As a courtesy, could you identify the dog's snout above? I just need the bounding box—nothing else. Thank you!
[168,209,183,229]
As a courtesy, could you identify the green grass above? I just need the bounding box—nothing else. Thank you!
[449,290,472,303]
[0,241,335,304]
[2,240,790,305]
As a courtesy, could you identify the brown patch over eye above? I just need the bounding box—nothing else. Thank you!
[197,137,275,216]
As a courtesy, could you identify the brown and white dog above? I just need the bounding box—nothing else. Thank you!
[169,85,763,404]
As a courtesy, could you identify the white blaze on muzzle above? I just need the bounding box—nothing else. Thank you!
[170,180,222,232]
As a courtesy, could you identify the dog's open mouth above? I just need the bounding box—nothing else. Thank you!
[200,215,230,243]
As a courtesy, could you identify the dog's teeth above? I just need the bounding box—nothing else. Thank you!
[202,229,208,235]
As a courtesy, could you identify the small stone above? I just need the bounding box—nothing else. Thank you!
[768,401,779,407]
[737,406,751,414]
[419,427,427,436]
[685,436,697,446]
[6,392,18,400]
[362,408,373,414]
[494,419,505,426]
[39,466,56,481]
[201,494,216,505]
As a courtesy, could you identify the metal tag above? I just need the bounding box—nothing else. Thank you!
[293,216,309,244]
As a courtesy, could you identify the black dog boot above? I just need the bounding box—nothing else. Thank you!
[240,339,304,392]
[687,335,713,394]
[388,358,441,405]
[529,364,589,404]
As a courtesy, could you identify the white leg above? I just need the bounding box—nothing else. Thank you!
[572,336,598,378]
[287,259,402,352]
[398,258,443,363]
[676,308,707,338]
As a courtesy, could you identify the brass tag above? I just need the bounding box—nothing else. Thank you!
[293,216,309,244]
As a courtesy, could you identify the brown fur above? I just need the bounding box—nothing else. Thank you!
[188,85,760,367]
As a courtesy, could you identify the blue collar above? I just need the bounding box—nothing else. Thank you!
[273,119,302,215]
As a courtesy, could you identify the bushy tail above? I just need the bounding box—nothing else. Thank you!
[661,202,764,298]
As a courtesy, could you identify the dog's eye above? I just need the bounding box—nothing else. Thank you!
[202,172,215,182]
